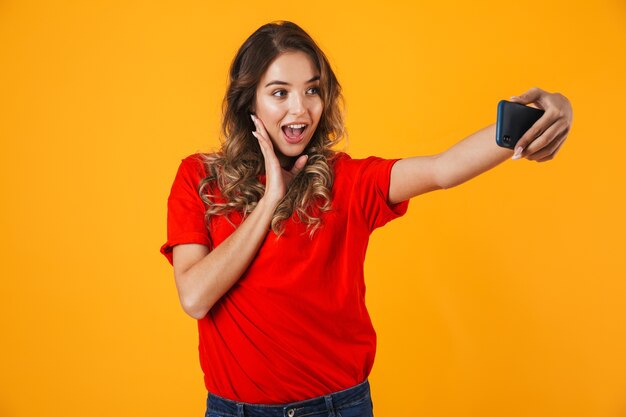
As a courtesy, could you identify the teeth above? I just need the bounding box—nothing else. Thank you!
[286,124,306,128]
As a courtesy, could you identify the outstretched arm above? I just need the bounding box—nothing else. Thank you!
[388,87,573,205]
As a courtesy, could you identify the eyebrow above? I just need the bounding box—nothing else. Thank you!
[264,75,320,88]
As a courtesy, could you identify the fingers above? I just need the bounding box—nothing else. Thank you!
[538,136,566,162]
[510,110,554,159]
[251,115,308,195]
[251,114,273,150]
[252,113,308,171]
[509,87,547,158]
[528,125,568,162]
[509,88,574,163]
[290,154,309,176]
[251,114,279,164]
[509,87,545,106]
[518,116,566,158]
[252,130,268,158]
[534,132,567,162]
[252,128,271,161]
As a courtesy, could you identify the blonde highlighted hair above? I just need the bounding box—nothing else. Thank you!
[198,20,348,244]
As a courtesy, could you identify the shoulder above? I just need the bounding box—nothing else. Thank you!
[168,152,218,196]
[330,151,353,172]
[177,151,225,180]
[331,151,394,174]
[179,152,209,174]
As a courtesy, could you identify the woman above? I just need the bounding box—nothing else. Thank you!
[160,20,573,417]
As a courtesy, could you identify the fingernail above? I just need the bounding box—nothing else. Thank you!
[250,114,256,122]
[252,131,258,139]
[510,96,518,100]
[512,146,523,160]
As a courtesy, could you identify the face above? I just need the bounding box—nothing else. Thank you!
[253,51,323,168]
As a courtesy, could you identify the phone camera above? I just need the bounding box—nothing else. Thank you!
[503,135,511,144]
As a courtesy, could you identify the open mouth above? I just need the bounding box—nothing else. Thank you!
[281,124,308,143]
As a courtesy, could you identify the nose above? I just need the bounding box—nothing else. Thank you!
[288,93,306,116]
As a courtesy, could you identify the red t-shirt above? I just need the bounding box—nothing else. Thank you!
[160,151,409,403]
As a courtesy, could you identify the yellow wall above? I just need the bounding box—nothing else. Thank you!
[1,1,625,416]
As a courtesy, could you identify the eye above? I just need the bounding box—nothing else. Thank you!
[272,87,320,98]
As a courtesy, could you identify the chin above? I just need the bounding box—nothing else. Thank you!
[276,146,306,162]
[273,137,310,154]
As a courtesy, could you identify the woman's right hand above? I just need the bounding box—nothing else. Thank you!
[251,114,308,206]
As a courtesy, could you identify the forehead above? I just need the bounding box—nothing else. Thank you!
[259,51,319,85]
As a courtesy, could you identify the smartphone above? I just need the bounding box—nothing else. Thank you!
[496,100,545,149]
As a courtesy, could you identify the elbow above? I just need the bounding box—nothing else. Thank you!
[189,309,209,320]
[434,164,459,190]
[175,270,212,320]
[438,175,470,190]
[178,284,212,320]
[181,296,210,320]
[432,154,455,190]
[437,178,455,190]
[433,172,453,191]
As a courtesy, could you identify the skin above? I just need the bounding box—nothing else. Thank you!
[170,51,322,318]
[171,52,574,319]
[388,87,573,204]
[250,53,574,206]
[251,51,323,203]
[252,51,323,164]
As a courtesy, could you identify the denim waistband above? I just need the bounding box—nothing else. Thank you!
[206,379,371,417]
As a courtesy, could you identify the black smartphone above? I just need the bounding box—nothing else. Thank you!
[496,100,545,149]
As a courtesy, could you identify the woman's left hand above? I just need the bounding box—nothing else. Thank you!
[509,87,573,162]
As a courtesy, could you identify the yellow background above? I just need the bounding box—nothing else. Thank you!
[1,1,625,416]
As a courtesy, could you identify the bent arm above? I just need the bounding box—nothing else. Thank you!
[172,197,278,319]
[389,123,513,204]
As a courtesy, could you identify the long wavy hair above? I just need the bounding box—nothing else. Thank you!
[197,20,348,242]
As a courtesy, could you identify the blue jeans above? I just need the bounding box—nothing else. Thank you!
[204,379,374,417]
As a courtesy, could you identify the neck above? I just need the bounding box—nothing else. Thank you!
[276,150,296,170]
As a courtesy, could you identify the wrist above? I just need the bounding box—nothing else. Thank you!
[257,196,280,214]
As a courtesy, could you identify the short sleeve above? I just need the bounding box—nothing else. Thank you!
[355,156,410,232]
[159,154,212,266]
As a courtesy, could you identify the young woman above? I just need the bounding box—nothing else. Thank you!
[160,20,573,417]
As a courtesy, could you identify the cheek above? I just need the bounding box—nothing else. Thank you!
[312,100,323,120]
[256,98,283,121]
[312,103,324,124]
